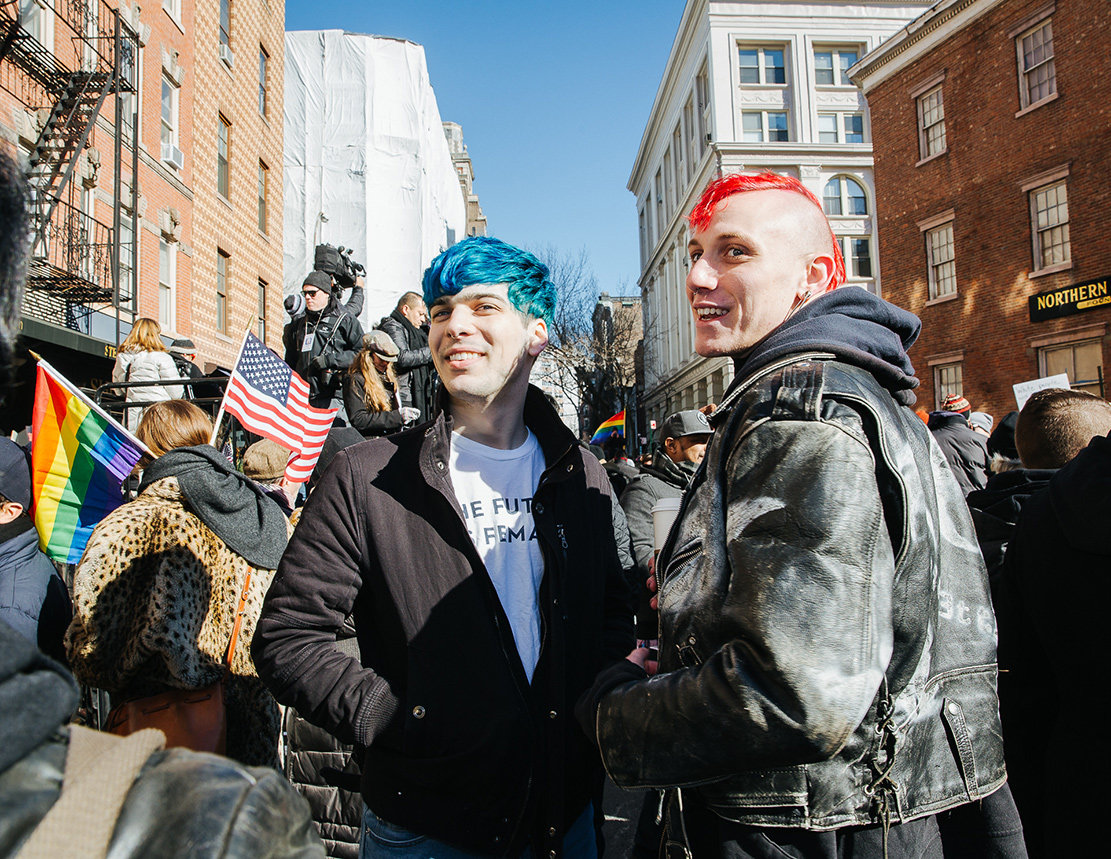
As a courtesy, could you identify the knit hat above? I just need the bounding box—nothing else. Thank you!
[661,409,711,440]
[169,338,196,356]
[969,412,994,434]
[362,330,399,362]
[0,438,32,510]
[942,394,971,415]
[242,439,291,482]
[302,270,332,295]
[284,293,305,318]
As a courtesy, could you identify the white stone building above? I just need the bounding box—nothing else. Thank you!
[633,0,931,421]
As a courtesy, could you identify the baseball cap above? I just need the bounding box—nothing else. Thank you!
[661,409,711,441]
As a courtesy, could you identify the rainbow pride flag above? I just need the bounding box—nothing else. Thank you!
[31,361,148,563]
[590,410,625,445]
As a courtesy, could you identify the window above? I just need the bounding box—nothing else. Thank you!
[258,160,268,233]
[684,99,697,180]
[817,112,864,144]
[823,176,868,217]
[916,85,946,160]
[738,46,786,85]
[933,362,963,410]
[217,115,230,199]
[219,0,231,48]
[161,76,178,149]
[257,279,267,341]
[814,47,859,86]
[926,222,956,299]
[672,123,684,197]
[696,69,711,154]
[663,150,673,215]
[20,0,53,51]
[1040,340,1103,397]
[158,239,175,330]
[1017,19,1055,109]
[638,206,648,264]
[258,47,269,116]
[654,169,664,228]
[1030,180,1070,271]
[216,250,229,333]
[833,236,873,280]
[118,212,137,310]
[163,0,181,21]
[741,111,789,143]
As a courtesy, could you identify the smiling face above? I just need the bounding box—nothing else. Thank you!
[686,190,836,358]
[428,284,548,409]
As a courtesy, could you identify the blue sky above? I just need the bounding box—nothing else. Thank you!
[284,1,684,295]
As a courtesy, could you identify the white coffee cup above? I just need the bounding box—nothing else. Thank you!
[651,496,682,555]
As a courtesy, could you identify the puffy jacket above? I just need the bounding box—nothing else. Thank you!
[112,349,183,428]
[253,385,635,857]
[0,517,70,660]
[593,354,1006,830]
[930,411,989,495]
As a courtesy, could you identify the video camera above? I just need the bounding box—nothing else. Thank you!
[314,243,365,290]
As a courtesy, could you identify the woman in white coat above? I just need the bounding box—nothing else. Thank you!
[112,318,184,430]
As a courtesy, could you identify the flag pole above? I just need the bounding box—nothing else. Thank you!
[209,321,257,447]
[31,354,153,456]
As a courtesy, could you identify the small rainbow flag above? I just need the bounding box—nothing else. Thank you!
[31,360,148,563]
[590,410,625,445]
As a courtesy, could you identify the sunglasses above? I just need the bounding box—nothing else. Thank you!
[301,289,320,297]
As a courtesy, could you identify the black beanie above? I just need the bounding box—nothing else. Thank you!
[303,270,332,295]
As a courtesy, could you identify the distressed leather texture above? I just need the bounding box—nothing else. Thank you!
[597,357,1006,830]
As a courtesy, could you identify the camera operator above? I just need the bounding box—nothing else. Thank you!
[283,270,364,420]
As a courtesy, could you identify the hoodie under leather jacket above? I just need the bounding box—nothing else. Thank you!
[593,290,1006,830]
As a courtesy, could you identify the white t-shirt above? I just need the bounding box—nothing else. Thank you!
[449,430,546,682]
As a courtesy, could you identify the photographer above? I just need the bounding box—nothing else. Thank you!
[283,270,364,419]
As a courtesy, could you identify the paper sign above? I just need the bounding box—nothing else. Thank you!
[1013,373,1070,410]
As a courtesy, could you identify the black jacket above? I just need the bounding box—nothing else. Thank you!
[342,372,403,438]
[253,386,635,857]
[994,433,1111,856]
[583,289,1006,830]
[0,517,70,663]
[966,468,1055,586]
[378,310,434,421]
[283,304,364,410]
[930,411,989,495]
[0,620,323,858]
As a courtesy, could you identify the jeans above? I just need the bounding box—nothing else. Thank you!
[358,802,597,859]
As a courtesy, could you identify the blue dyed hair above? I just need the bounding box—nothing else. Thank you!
[421,236,556,325]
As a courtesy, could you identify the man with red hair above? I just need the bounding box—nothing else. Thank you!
[578,174,1021,857]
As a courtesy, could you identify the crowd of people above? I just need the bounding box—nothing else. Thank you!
[2,148,1109,859]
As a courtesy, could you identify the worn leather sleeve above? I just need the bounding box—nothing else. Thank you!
[595,417,895,788]
[252,450,399,748]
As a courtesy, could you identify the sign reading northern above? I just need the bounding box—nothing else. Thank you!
[1029,277,1111,322]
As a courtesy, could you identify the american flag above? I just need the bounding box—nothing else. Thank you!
[223,332,337,483]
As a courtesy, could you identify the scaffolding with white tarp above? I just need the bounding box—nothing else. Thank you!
[284,30,466,329]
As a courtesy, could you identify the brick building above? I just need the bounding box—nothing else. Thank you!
[852,0,1111,418]
[0,0,283,420]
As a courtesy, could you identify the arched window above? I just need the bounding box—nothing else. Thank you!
[823,176,868,216]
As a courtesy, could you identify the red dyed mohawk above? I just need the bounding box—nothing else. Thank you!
[688,172,846,288]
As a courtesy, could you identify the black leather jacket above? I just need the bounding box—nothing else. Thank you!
[595,354,1006,829]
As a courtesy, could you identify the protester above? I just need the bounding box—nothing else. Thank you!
[995,427,1111,856]
[577,172,1019,857]
[65,400,289,768]
[969,410,993,437]
[929,393,989,494]
[168,338,223,401]
[0,148,323,858]
[283,270,364,418]
[242,438,298,516]
[112,318,184,430]
[0,437,71,663]
[602,437,639,496]
[343,330,419,438]
[378,291,436,422]
[967,388,1111,586]
[253,235,634,858]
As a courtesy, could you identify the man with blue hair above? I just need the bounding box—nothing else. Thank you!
[254,236,635,858]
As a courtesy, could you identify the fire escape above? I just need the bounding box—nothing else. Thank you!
[0,0,138,339]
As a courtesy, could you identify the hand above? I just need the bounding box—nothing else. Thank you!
[647,557,658,611]
[699,403,717,415]
[400,407,420,424]
[309,354,327,370]
[354,275,365,288]
[626,645,658,676]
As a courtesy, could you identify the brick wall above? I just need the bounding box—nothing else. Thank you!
[867,0,1111,419]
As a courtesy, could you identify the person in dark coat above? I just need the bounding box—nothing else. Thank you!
[283,271,364,418]
[0,438,71,663]
[929,394,988,495]
[168,338,223,402]
[378,292,435,422]
[994,429,1111,857]
[342,330,419,438]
